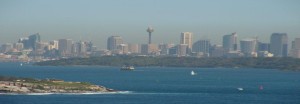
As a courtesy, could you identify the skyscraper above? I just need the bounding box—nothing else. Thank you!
[180,32,193,53]
[257,42,270,52]
[107,36,123,51]
[128,44,139,54]
[270,33,288,57]
[290,38,300,58]
[192,40,210,56]
[28,33,41,50]
[58,39,73,56]
[223,32,237,52]
[177,44,188,57]
[240,39,257,57]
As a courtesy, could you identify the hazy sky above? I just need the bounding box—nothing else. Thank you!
[0,0,299,49]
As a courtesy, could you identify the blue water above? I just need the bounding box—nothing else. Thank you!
[0,62,299,104]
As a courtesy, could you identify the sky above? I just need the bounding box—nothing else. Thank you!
[0,0,299,49]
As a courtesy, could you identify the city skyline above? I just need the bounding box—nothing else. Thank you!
[0,0,299,48]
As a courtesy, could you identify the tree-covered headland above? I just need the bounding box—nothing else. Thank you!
[35,56,300,71]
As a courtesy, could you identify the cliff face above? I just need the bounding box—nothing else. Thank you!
[0,78,114,94]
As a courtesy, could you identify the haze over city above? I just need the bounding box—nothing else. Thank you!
[1,0,299,48]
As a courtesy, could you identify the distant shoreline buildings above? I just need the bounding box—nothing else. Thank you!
[0,27,300,62]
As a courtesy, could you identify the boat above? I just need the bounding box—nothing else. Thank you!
[20,63,23,66]
[120,66,135,70]
[191,70,197,75]
[237,87,244,91]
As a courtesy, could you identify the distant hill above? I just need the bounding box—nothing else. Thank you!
[35,56,300,71]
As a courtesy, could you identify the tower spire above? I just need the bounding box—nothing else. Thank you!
[146,26,154,44]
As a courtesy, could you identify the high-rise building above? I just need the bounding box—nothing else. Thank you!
[257,42,270,52]
[240,39,257,57]
[1,43,13,53]
[270,33,288,57]
[210,44,224,57]
[128,44,139,54]
[49,40,59,50]
[13,43,24,51]
[58,39,73,56]
[19,38,30,49]
[28,33,41,50]
[180,32,193,53]
[177,44,188,57]
[223,32,237,52]
[141,44,158,55]
[107,36,123,51]
[290,38,300,58]
[158,43,175,55]
[192,40,210,56]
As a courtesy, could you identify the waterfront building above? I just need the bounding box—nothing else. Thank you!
[270,33,288,57]
[128,44,139,54]
[49,40,59,50]
[158,43,175,55]
[240,39,257,57]
[177,44,188,57]
[58,39,73,56]
[19,38,30,49]
[223,32,238,52]
[141,44,158,55]
[1,43,13,53]
[210,44,224,57]
[290,38,300,58]
[13,43,24,51]
[107,36,123,51]
[28,33,41,50]
[192,40,210,57]
[257,42,270,52]
[180,32,193,53]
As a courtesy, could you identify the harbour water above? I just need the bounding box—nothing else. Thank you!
[0,62,299,104]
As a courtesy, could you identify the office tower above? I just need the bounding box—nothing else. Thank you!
[192,40,210,56]
[270,33,288,57]
[128,44,139,54]
[180,32,193,53]
[72,41,86,54]
[146,26,154,44]
[177,44,188,57]
[107,36,123,51]
[19,38,30,49]
[168,46,177,56]
[257,42,270,52]
[58,39,73,56]
[117,44,128,54]
[159,43,175,55]
[49,40,59,50]
[210,44,224,57]
[290,38,300,58]
[85,41,93,52]
[28,33,41,50]
[223,32,238,52]
[240,39,257,57]
[141,44,158,55]
[34,42,48,55]
[1,43,13,53]
[13,43,24,51]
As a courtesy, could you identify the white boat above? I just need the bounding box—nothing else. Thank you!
[237,87,244,91]
[20,63,23,66]
[121,66,135,70]
[191,70,197,75]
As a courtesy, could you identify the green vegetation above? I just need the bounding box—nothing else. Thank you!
[35,56,300,71]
